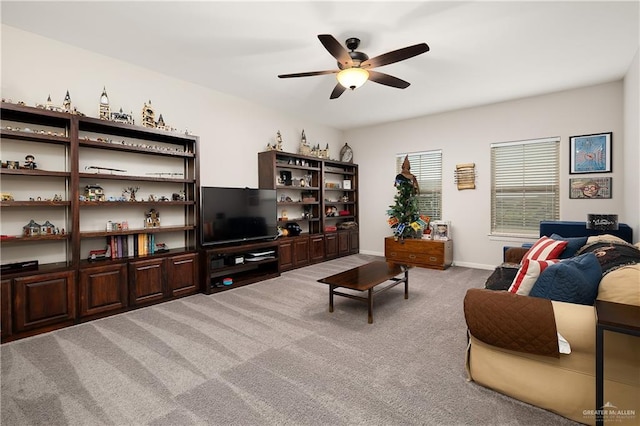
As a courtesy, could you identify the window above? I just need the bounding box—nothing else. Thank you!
[396,150,442,220]
[491,137,560,235]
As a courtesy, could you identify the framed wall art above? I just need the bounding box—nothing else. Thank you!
[569,132,612,174]
[569,177,612,199]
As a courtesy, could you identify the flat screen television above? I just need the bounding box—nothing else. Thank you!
[200,186,278,246]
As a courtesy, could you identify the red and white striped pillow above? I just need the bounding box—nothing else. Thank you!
[508,258,561,295]
[522,236,568,262]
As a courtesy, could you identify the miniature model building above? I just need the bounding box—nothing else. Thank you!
[142,100,156,128]
[99,87,110,120]
[110,108,135,125]
[63,90,72,112]
[84,184,105,201]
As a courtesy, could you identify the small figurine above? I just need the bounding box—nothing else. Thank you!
[144,209,160,228]
[24,154,37,169]
[395,155,420,194]
[123,186,140,202]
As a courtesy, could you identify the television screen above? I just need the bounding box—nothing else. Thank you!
[200,187,278,246]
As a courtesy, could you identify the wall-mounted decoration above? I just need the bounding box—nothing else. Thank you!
[569,132,612,174]
[454,163,476,190]
[569,177,612,199]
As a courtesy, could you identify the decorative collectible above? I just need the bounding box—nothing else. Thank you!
[85,165,126,174]
[299,130,312,156]
[266,131,284,151]
[144,209,160,228]
[41,220,56,235]
[23,155,37,169]
[1,193,14,201]
[156,114,176,131]
[123,186,140,202]
[454,163,476,190]
[6,161,19,169]
[110,108,135,125]
[431,221,451,240]
[99,86,110,120]
[142,100,156,128]
[172,191,186,201]
[340,143,354,163]
[23,219,41,237]
[84,184,106,201]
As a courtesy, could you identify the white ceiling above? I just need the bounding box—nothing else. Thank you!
[2,1,639,130]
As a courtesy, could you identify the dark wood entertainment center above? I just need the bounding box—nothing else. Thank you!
[1,102,359,342]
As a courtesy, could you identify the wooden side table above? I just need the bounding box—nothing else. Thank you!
[595,300,640,426]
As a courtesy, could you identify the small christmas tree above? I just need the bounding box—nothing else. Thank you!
[387,155,429,239]
[388,178,421,239]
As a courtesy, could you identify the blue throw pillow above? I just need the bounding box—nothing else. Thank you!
[529,253,602,305]
[550,233,588,259]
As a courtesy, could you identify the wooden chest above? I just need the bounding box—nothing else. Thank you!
[384,237,453,270]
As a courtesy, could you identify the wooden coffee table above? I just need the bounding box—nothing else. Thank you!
[317,261,409,324]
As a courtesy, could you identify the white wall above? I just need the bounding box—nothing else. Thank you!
[346,81,634,269]
[3,25,637,270]
[0,25,344,189]
[623,48,640,236]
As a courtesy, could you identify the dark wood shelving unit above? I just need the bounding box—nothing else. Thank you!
[1,101,200,343]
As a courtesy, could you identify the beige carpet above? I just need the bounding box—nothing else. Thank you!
[1,254,579,425]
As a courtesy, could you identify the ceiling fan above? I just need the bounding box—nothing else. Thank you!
[278,34,430,99]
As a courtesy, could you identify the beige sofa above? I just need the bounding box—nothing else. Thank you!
[464,236,640,425]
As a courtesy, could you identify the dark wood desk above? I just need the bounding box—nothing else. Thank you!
[595,300,640,426]
[317,261,409,324]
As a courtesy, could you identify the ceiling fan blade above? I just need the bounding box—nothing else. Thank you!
[278,70,338,78]
[361,43,429,69]
[330,83,347,99]
[368,70,411,89]
[318,34,353,68]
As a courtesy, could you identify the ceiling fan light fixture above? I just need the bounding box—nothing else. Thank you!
[337,67,369,90]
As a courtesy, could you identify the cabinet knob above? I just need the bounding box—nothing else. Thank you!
[408,254,416,259]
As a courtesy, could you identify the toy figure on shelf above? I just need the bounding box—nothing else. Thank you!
[23,154,37,169]
[267,131,284,151]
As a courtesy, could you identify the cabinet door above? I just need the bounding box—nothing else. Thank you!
[279,240,294,271]
[13,271,76,332]
[349,230,359,254]
[1,279,12,339]
[293,236,310,267]
[129,258,165,306]
[167,253,199,297]
[79,263,128,317]
[338,231,350,255]
[309,235,325,263]
[325,233,338,259]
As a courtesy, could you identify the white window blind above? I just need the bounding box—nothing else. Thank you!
[396,150,442,220]
[491,138,560,235]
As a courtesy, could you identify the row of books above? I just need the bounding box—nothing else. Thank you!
[88,234,168,260]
